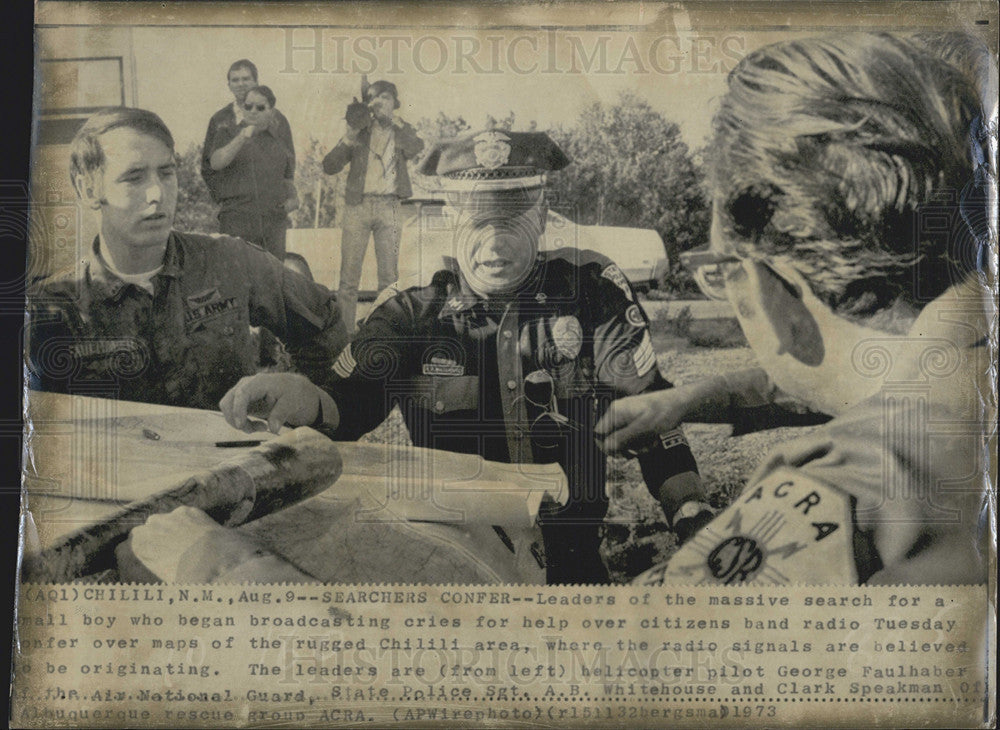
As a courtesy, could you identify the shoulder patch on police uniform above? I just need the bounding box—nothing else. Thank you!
[632,467,857,586]
[601,264,633,301]
[631,330,656,376]
[551,316,583,360]
[625,304,646,328]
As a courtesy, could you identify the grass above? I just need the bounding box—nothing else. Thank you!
[648,303,749,349]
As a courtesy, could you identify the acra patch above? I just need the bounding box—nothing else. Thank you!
[625,304,646,328]
[633,467,856,586]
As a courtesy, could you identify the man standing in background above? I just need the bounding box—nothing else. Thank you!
[323,80,424,332]
[200,59,296,243]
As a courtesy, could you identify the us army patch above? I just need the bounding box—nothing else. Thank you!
[601,264,633,301]
[633,467,857,586]
[184,288,237,330]
[625,304,646,328]
[423,356,464,376]
[631,330,656,376]
[551,316,583,360]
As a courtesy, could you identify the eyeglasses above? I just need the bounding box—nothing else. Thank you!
[680,246,744,302]
[243,103,268,112]
[680,245,804,303]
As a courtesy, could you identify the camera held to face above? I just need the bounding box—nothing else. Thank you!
[345,96,371,130]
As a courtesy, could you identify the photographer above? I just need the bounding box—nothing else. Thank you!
[322,80,424,332]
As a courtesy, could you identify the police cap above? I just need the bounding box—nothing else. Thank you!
[419,130,570,193]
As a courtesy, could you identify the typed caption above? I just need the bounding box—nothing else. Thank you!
[12,584,991,727]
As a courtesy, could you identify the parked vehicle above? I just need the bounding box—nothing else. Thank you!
[286,199,669,298]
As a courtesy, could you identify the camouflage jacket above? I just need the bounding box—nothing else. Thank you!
[27,231,348,410]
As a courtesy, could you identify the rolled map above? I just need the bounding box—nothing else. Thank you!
[21,427,342,583]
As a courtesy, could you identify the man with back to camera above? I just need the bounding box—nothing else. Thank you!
[201,59,296,248]
[595,33,994,586]
[322,80,424,332]
[27,107,348,411]
[120,130,716,585]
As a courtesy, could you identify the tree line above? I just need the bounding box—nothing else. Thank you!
[173,92,709,294]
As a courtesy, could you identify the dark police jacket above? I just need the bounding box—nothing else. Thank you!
[27,231,348,410]
[320,248,699,524]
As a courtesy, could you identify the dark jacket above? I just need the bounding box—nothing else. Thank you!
[207,125,294,215]
[201,104,295,205]
[322,121,424,204]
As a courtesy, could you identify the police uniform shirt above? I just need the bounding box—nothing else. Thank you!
[27,231,348,410]
[322,247,699,523]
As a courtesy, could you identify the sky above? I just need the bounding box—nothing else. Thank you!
[123,25,748,156]
[37,7,997,163]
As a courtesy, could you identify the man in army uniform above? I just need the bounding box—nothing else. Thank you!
[126,130,714,585]
[27,107,348,410]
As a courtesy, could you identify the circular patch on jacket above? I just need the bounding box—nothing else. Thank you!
[707,536,763,584]
[551,316,583,360]
[625,304,646,328]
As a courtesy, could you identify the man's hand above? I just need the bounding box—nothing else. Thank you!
[117,506,261,582]
[117,506,303,583]
[342,121,361,146]
[595,383,705,455]
[220,373,328,434]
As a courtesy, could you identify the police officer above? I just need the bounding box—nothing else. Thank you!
[28,107,348,411]
[322,80,424,332]
[217,130,714,584]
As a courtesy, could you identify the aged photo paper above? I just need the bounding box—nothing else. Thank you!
[15,1,997,727]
